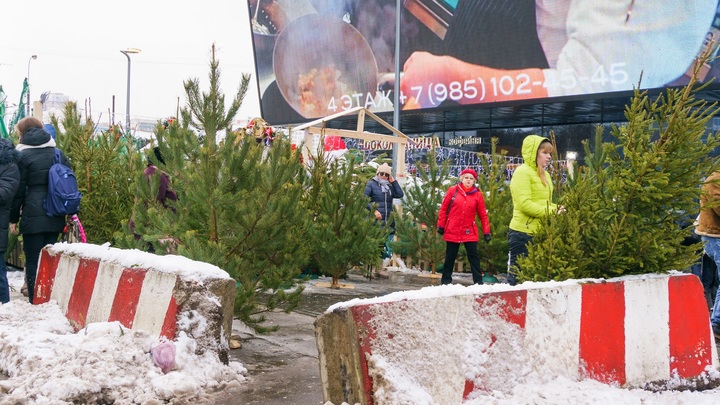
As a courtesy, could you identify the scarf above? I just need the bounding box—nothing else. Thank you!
[375,176,390,193]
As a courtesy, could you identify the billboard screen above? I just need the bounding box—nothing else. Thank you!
[248,0,720,125]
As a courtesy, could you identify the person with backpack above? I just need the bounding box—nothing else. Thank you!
[9,117,74,304]
[0,139,20,304]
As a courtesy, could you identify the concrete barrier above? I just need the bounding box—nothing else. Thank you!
[315,273,719,404]
[34,243,236,363]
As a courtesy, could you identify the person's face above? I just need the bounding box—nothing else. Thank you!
[461,174,475,188]
[537,147,552,169]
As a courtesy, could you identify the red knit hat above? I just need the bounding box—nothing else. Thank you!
[460,168,478,180]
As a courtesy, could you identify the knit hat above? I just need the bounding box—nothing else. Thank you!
[376,163,392,175]
[460,168,478,180]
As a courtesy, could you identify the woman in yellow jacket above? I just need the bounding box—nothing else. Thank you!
[508,135,558,285]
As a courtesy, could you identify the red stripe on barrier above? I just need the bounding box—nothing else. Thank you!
[478,290,528,329]
[351,303,379,405]
[464,290,529,400]
[34,249,62,304]
[160,296,178,339]
[580,282,626,385]
[66,258,100,331]
[668,276,713,378]
[108,268,147,328]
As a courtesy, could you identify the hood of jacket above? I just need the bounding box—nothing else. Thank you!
[521,135,549,170]
[0,138,20,165]
[20,126,53,147]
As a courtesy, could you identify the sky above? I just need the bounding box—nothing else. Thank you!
[0,0,262,129]
[3,252,720,403]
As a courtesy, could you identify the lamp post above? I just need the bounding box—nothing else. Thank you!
[120,48,141,135]
[27,54,37,117]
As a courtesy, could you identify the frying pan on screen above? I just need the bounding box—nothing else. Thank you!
[273,14,378,119]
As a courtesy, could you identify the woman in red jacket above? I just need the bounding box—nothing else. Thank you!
[437,168,491,285]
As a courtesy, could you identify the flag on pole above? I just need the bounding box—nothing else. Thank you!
[9,78,28,131]
[0,85,8,138]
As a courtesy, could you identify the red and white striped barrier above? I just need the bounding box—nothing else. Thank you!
[316,273,719,404]
[33,243,236,359]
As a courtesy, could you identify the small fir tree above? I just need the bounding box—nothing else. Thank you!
[304,141,387,287]
[475,139,513,276]
[519,70,720,282]
[390,149,449,274]
[117,46,311,333]
[54,102,137,244]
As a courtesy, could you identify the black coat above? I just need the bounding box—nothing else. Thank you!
[10,127,69,235]
[0,139,20,251]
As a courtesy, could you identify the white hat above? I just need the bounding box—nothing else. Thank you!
[376,163,392,175]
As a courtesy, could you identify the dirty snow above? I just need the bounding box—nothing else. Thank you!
[0,271,245,404]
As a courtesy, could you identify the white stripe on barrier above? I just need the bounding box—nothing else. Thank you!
[133,270,177,336]
[50,255,81,309]
[86,261,125,324]
[526,285,582,380]
[624,277,670,385]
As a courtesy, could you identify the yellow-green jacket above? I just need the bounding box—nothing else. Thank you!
[509,135,557,235]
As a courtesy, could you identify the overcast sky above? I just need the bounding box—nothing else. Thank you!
[1,0,262,127]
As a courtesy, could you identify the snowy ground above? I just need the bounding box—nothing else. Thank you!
[0,270,247,404]
[3,265,720,404]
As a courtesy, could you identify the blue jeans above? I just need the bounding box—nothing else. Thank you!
[0,254,7,304]
[701,236,720,326]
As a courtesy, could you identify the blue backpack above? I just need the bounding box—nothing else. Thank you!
[45,149,82,217]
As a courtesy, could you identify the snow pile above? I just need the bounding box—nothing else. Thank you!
[0,274,246,404]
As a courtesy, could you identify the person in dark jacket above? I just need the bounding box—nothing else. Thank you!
[9,117,70,304]
[0,139,20,304]
[363,163,404,274]
[437,168,491,285]
[364,163,404,228]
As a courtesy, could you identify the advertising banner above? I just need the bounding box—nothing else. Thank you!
[248,0,720,126]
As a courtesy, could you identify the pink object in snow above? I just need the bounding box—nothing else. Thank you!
[152,341,177,374]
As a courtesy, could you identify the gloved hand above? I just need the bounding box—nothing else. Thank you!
[438,227,444,235]
[484,234,491,243]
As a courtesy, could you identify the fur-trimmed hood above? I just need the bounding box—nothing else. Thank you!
[0,138,20,166]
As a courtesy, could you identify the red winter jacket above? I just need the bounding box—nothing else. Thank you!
[437,184,491,243]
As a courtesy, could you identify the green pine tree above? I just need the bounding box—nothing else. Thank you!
[53,102,137,244]
[519,72,720,282]
[390,149,449,274]
[116,46,311,333]
[475,139,513,276]
[304,140,387,287]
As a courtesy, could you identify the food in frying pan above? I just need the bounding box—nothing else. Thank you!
[297,65,347,117]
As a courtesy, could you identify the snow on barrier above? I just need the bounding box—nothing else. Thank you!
[34,243,237,363]
[315,273,719,404]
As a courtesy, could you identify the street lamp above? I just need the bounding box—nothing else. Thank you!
[27,54,37,117]
[120,48,141,134]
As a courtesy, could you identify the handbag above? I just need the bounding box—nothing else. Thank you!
[62,214,87,243]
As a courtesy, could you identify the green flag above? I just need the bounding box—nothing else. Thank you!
[0,86,8,138]
[9,78,28,131]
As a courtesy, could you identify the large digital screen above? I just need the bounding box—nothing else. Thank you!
[248,0,720,126]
